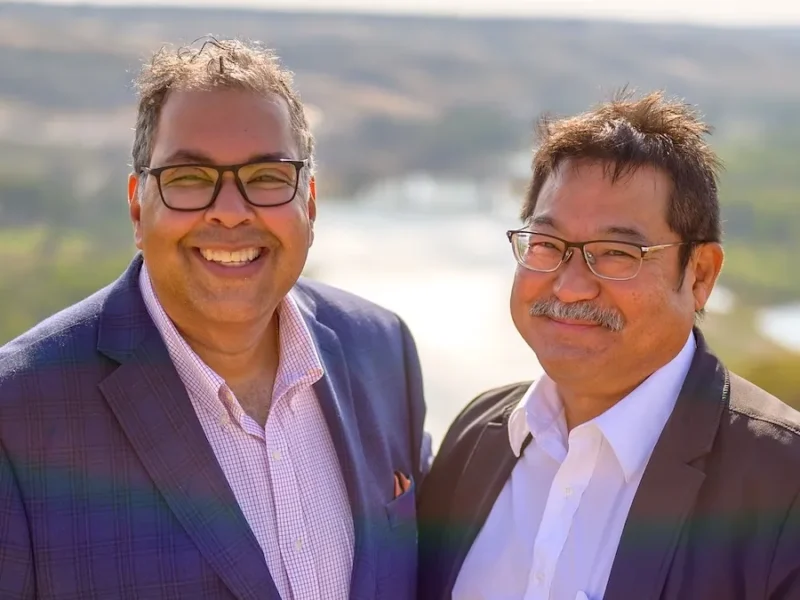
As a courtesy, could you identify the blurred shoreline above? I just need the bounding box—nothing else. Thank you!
[308,202,800,443]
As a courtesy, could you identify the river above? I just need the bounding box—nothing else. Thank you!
[307,202,800,445]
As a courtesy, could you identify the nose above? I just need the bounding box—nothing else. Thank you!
[552,249,601,304]
[203,174,254,228]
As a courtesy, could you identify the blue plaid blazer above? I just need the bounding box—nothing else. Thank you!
[0,255,428,600]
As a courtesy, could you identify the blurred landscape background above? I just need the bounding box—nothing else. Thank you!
[0,1,798,441]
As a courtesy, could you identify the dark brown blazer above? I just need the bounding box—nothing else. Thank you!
[418,329,800,600]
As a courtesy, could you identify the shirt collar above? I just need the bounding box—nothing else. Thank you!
[508,376,562,457]
[594,332,696,481]
[508,331,697,482]
[272,290,325,400]
[139,263,224,411]
[138,263,324,415]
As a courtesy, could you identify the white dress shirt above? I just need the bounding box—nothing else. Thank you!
[452,332,696,600]
[140,265,354,600]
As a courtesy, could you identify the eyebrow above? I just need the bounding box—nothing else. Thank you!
[530,215,557,229]
[158,149,294,166]
[602,226,648,244]
[530,215,649,244]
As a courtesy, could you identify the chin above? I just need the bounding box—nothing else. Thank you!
[191,298,271,325]
[534,338,608,369]
[538,354,606,386]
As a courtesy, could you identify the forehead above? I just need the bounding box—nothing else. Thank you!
[532,159,673,240]
[150,88,296,164]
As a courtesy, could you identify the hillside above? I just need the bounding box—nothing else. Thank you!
[0,3,799,368]
[1,3,799,193]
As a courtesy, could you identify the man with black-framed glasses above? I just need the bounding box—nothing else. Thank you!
[0,37,429,600]
[418,91,800,600]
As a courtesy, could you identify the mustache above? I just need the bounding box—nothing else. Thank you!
[529,298,625,332]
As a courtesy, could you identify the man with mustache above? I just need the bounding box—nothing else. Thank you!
[0,38,428,599]
[417,91,800,600]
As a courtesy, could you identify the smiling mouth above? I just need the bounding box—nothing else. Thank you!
[197,247,264,267]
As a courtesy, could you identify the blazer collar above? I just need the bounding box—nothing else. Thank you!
[604,326,729,600]
[291,282,380,600]
[509,331,696,482]
[97,256,381,600]
[96,253,153,362]
[436,328,727,600]
[96,253,279,600]
[436,386,527,597]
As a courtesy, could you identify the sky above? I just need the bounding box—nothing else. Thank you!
[4,0,800,27]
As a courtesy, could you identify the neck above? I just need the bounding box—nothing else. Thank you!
[173,314,280,384]
[557,336,690,431]
[559,383,640,431]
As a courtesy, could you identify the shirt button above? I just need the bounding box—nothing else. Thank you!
[295,538,303,551]
[534,572,545,585]
[564,486,573,497]
[271,450,281,461]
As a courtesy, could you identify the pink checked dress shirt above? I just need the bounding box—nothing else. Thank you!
[139,264,354,600]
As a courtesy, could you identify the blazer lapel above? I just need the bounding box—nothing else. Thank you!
[96,257,279,600]
[299,297,378,600]
[439,406,522,596]
[604,329,728,600]
[603,445,706,600]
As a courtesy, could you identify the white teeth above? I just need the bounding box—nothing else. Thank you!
[199,248,262,266]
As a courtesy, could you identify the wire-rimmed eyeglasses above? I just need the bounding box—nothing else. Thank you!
[507,229,695,281]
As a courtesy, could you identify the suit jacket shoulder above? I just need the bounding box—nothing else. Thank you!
[728,371,800,437]
[292,275,422,392]
[725,378,800,596]
[0,258,428,600]
[293,276,409,337]
[293,276,429,482]
[418,330,800,600]
[416,382,530,599]
[435,381,531,459]
[418,381,530,522]
[0,282,113,405]
[0,282,109,360]
[715,371,800,499]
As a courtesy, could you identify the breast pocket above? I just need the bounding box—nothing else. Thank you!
[377,477,418,599]
[386,479,417,530]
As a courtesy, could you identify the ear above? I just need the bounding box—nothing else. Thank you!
[307,177,317,248]
[308,177,317,223]
[128,172,144,250]
[689,242,724,312]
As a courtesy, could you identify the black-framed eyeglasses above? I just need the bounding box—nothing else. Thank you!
[140,159,307,211]
[507,229,696,281]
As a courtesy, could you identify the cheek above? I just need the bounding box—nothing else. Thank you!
[510,269,547,319]
[610,278,680,333]
[139,206,199,250]
[257,205,312,249]
[511,268,550,298]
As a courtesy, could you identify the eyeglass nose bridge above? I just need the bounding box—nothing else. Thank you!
[209,167,251,208]
[560,241,596,270]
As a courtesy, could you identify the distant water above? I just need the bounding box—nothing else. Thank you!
[308,202,540,444]
[757,304,800,352]
[308,202,800,444]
